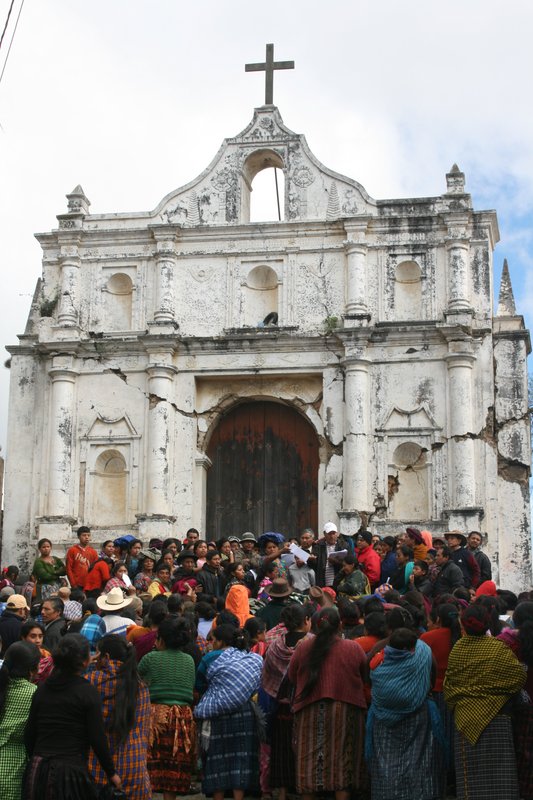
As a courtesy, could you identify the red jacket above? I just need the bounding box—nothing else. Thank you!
[66,544,98,588]
[356,546,381,587]
[83,560,111,592]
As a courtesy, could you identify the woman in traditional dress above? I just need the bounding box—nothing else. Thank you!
[0,642,40,800]
[261,604,311,800]
[133,550,157,593]
[88,634,151,800]
[444,604,526,800]
[288,606,367,800]
[498,601,533,798]
[333,555,370,599]
[195,624,263,800]
[31,539,65,601]
[103,561,130,594]
[23,633,122,799]
[367,626,446,800]
[138,616,196,800]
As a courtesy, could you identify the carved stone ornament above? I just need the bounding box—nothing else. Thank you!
[212,167,236,191]
[59,219,76,229]
[189,265,214,283]
[292,165,315,187]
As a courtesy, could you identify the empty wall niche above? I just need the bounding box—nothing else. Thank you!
[242,149,285,223]
[394,260,422,320]
[105,272,133,330]
[242,264,279,327]
[389,441,429,520]
[91,449,128,525]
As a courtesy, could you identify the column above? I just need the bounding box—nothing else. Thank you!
[47,357,78,516]
[57,253,81,326]
[345,242,368,316]
[342,353,370,511]
[446,346,476,508]
[145,362,177,514]
[150,228,179,325]
[445,223,471,311]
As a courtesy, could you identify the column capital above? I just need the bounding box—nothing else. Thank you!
[146,363,178,381]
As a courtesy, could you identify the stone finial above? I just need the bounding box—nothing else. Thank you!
[496,259,517,316]
[446,164,465,194]
[66,185,90,215]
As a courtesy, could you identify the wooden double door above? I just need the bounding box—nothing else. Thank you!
[206,401,319,539]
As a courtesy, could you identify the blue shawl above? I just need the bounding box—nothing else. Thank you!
[194,647,263,719]
[365,639,445,760]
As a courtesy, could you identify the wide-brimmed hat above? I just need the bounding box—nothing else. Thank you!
[176,550,197,564]
[444,530,467,547]
[6,594,29,610]
[240,532,257,543]
[139,548,160,562]
[96,586,133,611]
[265,578,292,598]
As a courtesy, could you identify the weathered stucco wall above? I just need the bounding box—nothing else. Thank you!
[2,107,531,590]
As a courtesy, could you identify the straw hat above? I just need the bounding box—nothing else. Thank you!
[96,586,133,611]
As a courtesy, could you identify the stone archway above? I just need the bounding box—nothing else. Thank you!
[206,400,319,539]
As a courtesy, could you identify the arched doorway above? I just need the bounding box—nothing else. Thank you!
[206,401,319,538]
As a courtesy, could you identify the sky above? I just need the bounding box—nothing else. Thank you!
[0,0,532,454]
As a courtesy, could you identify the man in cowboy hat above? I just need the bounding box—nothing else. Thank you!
[255,578,292,630]
[96,586,134,636]
[444,530,480,589]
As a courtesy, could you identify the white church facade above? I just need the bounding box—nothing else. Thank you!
[3,103,531,589]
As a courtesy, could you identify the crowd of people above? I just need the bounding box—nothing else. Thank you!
[0,522,531,800]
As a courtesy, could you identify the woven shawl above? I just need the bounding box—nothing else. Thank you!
[444,634,526,744]
[194,647,262,719]
[370,638,432,723]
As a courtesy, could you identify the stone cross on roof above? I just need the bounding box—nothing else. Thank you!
[245,43,295,105]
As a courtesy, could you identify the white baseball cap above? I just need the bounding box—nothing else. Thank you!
[323,522,338,534]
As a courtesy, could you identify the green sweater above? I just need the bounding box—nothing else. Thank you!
[138,649,195,706]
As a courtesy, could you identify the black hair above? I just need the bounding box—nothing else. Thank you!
[211,623,249,651]
[205,550,221,563]
[381,589,402,605]
[81,598,99,616]
[148,602,168,625]
[297,607,340,701]
[154,561,171,574]
[43,597,64,615]
[280,603,309,632]
[37,538,52,549]
[440,545,453,559]
[514,602,533,666]
[386,606,415,632]
[128,538,142,551]
[224,562,243,578]
[97,635,140,743]
[195,601,216,620]
[496,589,518,611]
[362,596,386,615]
[343,554,357,567]
[474,596,503,636]
[101,539,113,550]
[186,528,199,535]
[3,565,19,578]
[389,627,418,651]
[215,610,239,628]
[157,616,191,649]
[461,603,491,636]
[162,537,181,551]
[382,536,396,549]
[70,589,85,604]
[243,617,266,641]
[364,612,388,638]
[431,603,462,647]
[452,586,471,603]
[52,633,90,673]
[0,642,40,712]
[398,544,414,561]
[337,598,361,625]
[193,539,208,554]
[77,526,91,536]
[413,559,429,574]
[167,594,184,614]
[20,619,45,638]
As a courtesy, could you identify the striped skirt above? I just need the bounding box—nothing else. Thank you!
[293,700,364,793]
[147,704,196,794]
[455,714,519,800]
[201,701,260,795]
[369,703,446,800]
